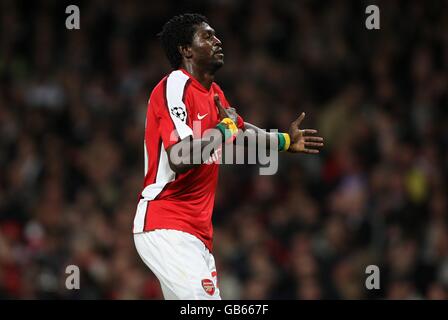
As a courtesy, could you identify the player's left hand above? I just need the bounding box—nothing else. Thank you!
[214,94,238,123]
[287,112,324,154]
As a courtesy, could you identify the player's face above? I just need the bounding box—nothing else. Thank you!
[190,22,224,71]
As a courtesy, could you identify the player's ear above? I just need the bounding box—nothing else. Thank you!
[179,45,193,59]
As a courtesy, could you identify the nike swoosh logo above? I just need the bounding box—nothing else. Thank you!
[197,113,208,120]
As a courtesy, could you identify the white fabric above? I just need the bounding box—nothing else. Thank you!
[134,229,221,300]
[133,142,176,233]
[132,198,148,233]
[165,70,193,139]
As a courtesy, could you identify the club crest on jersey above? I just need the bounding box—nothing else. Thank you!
[201,279,215,295]
[170,106,186,122]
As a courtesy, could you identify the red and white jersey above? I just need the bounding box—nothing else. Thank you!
[133,69,244,252]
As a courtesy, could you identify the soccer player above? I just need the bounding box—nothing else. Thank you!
[133,13,324,300]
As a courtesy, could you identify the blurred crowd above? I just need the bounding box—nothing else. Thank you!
[0,0,447,299]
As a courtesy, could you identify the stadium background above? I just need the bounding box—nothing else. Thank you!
[0,0,447,299]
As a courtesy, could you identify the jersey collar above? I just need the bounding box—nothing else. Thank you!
[179,68,214,93]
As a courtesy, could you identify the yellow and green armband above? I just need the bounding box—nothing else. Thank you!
[278,132,291,151]
[216,118,238,142]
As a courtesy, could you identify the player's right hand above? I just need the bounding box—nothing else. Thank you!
[288,112,324,154]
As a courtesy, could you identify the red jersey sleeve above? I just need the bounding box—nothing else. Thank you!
[153,75,194,150]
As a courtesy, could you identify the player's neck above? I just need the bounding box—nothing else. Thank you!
[181,64,215,91]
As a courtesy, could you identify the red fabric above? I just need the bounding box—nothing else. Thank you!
[211,81,245,130]
[140,69,244,252]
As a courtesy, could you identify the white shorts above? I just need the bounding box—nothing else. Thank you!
[133,229,221,300]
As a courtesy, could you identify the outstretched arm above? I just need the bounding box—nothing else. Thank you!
[166,133,222,174]
[240,113,324,154]
[166,95,239,174]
